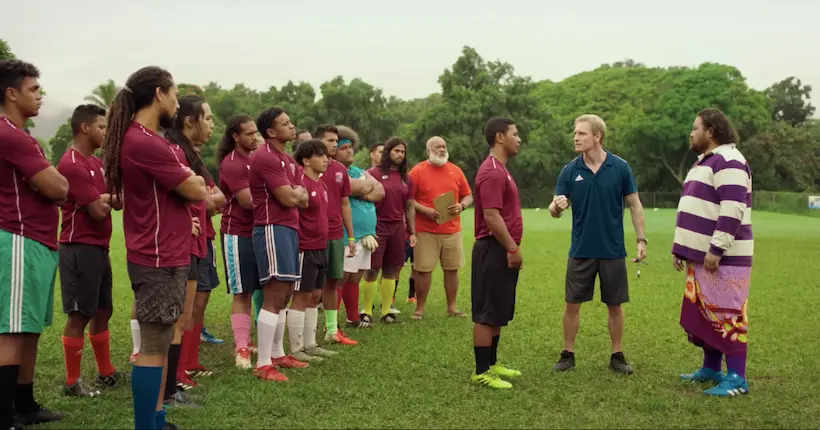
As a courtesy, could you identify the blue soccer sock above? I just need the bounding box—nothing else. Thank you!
[131,365,163,430]
[154,409,167,429]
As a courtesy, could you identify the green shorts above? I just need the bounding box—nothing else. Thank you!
[0,229,58,334]
[327,238,346,281]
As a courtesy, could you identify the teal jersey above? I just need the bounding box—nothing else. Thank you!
[345,166,377,242]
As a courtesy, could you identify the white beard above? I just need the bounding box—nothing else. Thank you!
[428,151,449,166]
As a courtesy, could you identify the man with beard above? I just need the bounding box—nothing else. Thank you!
[408,136,471,320]
[103,66,209,429]
[673,108,753,397]
[57,104,125,398]
[362,137,416,324]
[549,114,646,375]
[0,59,69,429]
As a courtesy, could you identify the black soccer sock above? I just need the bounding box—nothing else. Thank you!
[14,382,36,414]
[474,346,492,374]
[490,335,500,366]
[164,344,181,399]
[393,280,399,300]
[408,278,416,298]
[0,365,19,428]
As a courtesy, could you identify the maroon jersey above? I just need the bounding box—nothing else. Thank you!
[249,142,301,230]
[0,116,59,249]
[219,150,253,237]
[473,155,523,244]
[120,122,193,268]
[321,159,351,240]
[57,149,111,248]
[298,173,329,250]
[168,143,206,259]
[366,168,411,223]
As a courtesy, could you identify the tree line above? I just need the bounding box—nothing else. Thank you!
[3,40,818,207]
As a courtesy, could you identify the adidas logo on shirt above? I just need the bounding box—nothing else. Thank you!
[575,175,584,182]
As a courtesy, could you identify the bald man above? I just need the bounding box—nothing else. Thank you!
[407,137,473,319]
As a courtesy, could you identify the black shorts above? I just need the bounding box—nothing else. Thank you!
[126,262,187,325]
[565,257,628,305]
[294,249,328,293]
[188,255,200,281]
[470,238,519,327]
[404,240,414,263]
[197,240,219,292]
[59,243,113,316]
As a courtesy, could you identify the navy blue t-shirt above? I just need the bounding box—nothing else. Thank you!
[555,152,638,259]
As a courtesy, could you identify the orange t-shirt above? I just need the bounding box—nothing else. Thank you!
[408,161,472,235]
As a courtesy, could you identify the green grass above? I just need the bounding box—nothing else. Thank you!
[31,209,820,429]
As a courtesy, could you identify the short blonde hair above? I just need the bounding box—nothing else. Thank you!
[575,114,607,144]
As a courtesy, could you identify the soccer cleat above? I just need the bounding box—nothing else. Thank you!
[64,377,102,398]
[254,365,288,382]
[235,348,252,369]
[292,350,323,363]
[407,297,417,304]
[471,371,513,389]
[200,327,225,345]
[14,404,64,425]
[248,341,258,354]
[390,307,402,315]
[681,367,725,383]
[553,350,576,372]
[325,331,357,345]
[163,390,202,409]
[273,355,309,369]
[610,352,634,375]
[489,364,522,379]
[163,422,179,430]
[380,314,400,324]
[176,376,197,391]
[347,319,372,329]
[95,370,126,388]
[359,313,373,325]
[185,366,214,378]
[305,345,338,357]
[704,373,749,397]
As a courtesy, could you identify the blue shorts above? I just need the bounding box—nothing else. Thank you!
[252,225,301,284]
[222,233,260,295]
[197,239,220,292]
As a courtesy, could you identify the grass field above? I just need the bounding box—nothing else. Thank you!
[29,208,820,429]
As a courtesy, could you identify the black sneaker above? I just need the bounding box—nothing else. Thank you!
[553,350,576,372]
[95,370,126,388]
[163,390,202,409]
[610,352,634,374]
[360,313,373,324]
[14,404,64,425]
[380,314,400,324]
[63,377,102,398]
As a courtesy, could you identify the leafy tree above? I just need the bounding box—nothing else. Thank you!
[84,79,119,108]
[765,77,815,126]
[0,39,14,60]
[48,121,73,165]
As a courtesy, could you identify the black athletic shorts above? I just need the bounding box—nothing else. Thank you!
[197,240,219,292]
[565,257,629,305]
[59,243,113,316]
[470,238,519,327]
[188,255,200,281]
[294,249,328,293]
[126,262,187,325]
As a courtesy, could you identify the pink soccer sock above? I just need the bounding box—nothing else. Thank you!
[231,313,251,352]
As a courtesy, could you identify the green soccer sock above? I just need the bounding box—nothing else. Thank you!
[324,309,338,336]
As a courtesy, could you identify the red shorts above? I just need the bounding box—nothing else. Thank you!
[370,221,405,271]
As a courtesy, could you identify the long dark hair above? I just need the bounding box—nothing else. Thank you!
[216,114,254,165]
[379,136,408,181]
[102,66,174,194]
[165,94,213,183]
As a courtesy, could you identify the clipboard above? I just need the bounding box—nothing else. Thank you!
[433,191,457,224]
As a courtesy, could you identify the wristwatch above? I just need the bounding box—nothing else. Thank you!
[637,238,648,244]
[460,203,467,211]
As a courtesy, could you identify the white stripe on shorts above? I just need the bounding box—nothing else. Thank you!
[293,252,305,291]
[10,234,24,333]
[223,234,244,294]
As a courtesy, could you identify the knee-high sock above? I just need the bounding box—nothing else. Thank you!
[230,313,251,353]
[271,310,287,359]
[256,310,278,367]
[342,282,360,322]
[252,290,264,322]
[0,365,19,429]
[490,335,500,366]
[287,310,305,353]
[703,347,723,372]
[189,323,204,368]
[380,278,394,317]
[304,307,319,348]
[89,331,116,377]
[408,278,416,299]
[726,350,747,378]
[62,336,84,385]
[324,309,338,336]
[360,280,377,317]
[165,344,181,399]
[131,366,162,430]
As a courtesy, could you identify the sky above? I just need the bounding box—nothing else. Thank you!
[5,0,820,139]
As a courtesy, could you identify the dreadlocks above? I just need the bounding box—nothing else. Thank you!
[164,94,213,184]
[102,66,174,194]
[216,114,254,164]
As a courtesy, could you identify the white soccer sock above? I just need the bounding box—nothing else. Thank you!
[130,319,141,354]
[303,307,319,349]
[271,310,287,359]
[256,310,278,367]
[287,310,305,353]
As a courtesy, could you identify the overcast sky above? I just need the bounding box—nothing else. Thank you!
[5,0,819,139]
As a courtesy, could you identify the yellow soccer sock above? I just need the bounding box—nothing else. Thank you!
[380,278,395,317]
[361,280,377,317]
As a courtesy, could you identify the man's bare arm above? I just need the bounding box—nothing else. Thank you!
[625,193,645,239]
[484,208,518,252]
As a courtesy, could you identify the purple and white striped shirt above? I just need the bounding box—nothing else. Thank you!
[672,143,753,266]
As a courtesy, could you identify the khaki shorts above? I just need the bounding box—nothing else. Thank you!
[413,231,464,272]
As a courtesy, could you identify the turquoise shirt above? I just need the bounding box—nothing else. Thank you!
[344,166,377,242]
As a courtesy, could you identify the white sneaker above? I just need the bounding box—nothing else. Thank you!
[292,349,323,363]
[235,348,252,369]
[390,307,402,314]
[305,345,338,357]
